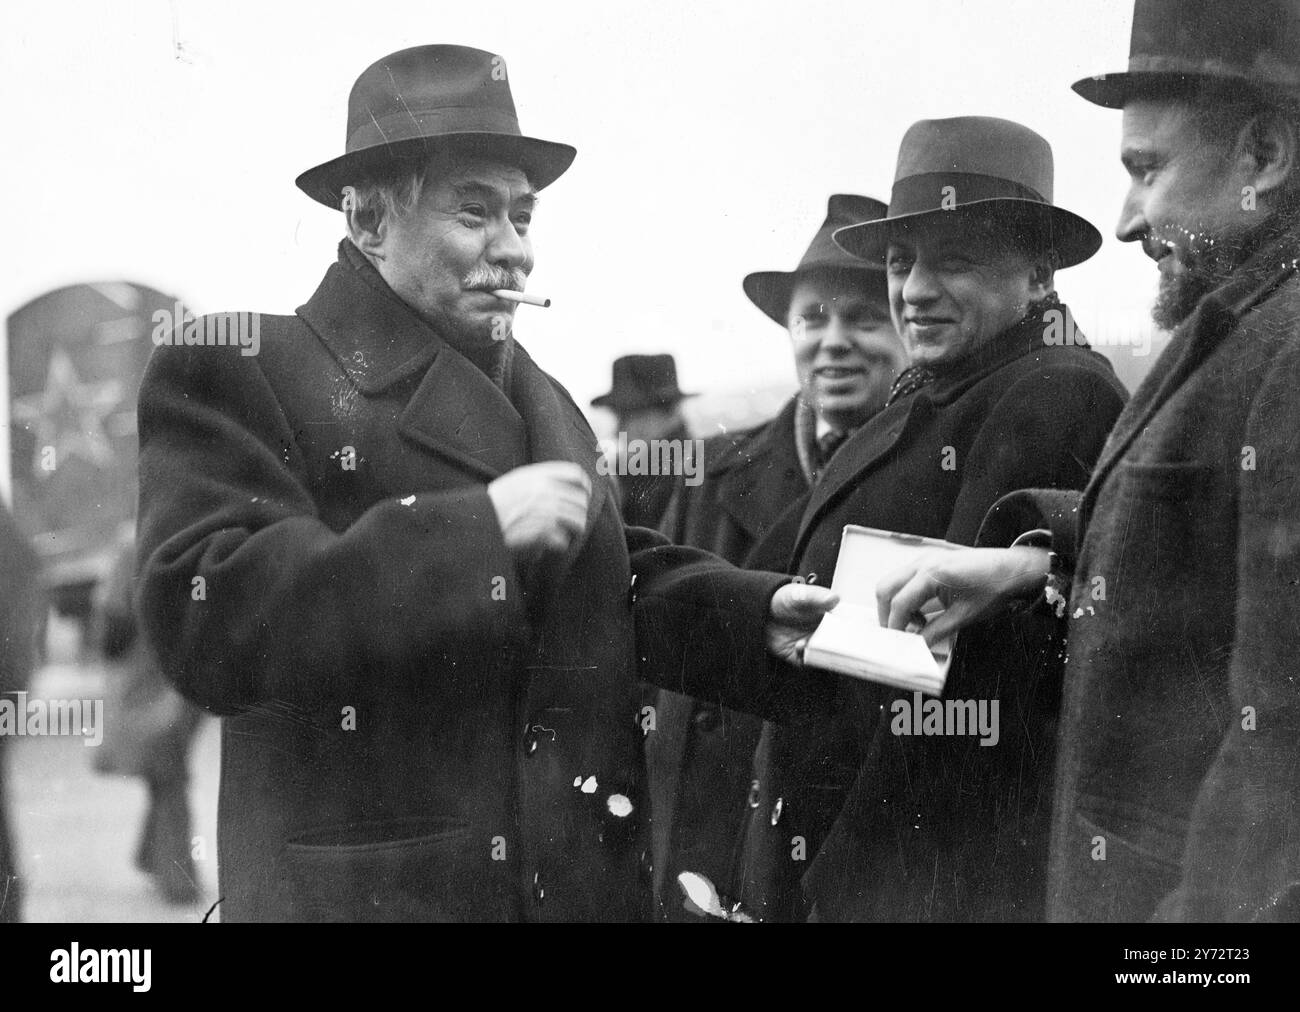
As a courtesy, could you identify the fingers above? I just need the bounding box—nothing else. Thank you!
[886,571,941,631]
[876,562,920,626]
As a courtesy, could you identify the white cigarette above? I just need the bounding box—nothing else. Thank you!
[493,289,551,308]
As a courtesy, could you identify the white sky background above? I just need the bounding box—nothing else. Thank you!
[2,0,1157,419]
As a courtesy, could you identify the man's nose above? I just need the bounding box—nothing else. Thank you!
[486,217,529,269]
[1115,188,1146,244]
[819,314,854,352]
[900,262,939,305]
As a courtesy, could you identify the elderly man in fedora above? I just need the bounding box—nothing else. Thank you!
[134,44,834,922]
[879,0,1300,923]
[591,354,696,529]
[729,118,1128,922]
[645,195,907,921]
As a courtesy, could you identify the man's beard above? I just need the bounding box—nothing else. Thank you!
[1150,235,1249,331]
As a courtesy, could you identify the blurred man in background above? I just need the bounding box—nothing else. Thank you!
[0,506,40,922]
[647,195,906,920]
[591,354,695,528]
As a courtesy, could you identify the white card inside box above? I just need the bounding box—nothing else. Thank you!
[802,525,964,697]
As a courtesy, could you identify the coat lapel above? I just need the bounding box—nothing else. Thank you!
[712,399,808,542]
[791,395,932,564]
[508,343,608,556]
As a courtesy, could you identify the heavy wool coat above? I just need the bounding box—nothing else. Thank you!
[645,396,811,919]
[981,230,1300,922]
[135,244,786,922]
[734,325,1129,922]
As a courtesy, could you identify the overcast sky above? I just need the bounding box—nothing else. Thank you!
[3,0,1158,416]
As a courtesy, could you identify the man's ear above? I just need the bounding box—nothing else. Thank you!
[343,187,387,261]
[1027,257,1056,301]
[1242,109,1299,202]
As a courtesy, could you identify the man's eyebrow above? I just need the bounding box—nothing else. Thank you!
[449,181,539,206]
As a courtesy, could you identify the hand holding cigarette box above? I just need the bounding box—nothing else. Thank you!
[801,525,964,697]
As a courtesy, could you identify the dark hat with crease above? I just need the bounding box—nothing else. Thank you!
[296,44,576,209]
[832,117,1102,269]
[743,195,890,325]
[1073,0,1300,109]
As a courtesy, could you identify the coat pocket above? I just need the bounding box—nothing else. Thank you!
[283,816,509,922]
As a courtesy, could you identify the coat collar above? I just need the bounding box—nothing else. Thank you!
[1077,227,1300,539]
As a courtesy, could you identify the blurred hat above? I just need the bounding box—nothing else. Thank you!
[1074,0,1300,108]
[296,44,576,209]
[743,194,890,325]
[591,355,695,412]
[832,117,1102,269]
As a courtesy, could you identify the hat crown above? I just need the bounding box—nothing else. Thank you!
[894,116,1053,203]
[797,194,890,270]
[1128,0,1300,78]
[345,45,521,153]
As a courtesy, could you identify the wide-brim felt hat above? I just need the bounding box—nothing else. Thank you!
[1074,0,1300,108]
[591,354,696,411]
[296,44,576,209]
[832,117,1102,269]
[743,194,890,326]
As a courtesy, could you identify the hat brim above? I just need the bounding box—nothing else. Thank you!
[832,199,1103,270]
[590,391,697,410]
[1072,67,1300,109]
[296,132,577,209]
[742,266,889,326]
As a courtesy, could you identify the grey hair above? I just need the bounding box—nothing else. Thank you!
[343,156,429,228]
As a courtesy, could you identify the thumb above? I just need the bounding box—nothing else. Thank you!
[773,582,839,621]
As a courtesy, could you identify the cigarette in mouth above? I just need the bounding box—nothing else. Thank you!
[492,289,551,308]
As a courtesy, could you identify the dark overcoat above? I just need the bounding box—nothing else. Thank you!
[736,327,1129,921]
[645,396,811,919]
[983,231,1300,922]
[135,245,785,922]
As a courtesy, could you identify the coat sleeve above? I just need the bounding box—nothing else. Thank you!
[135,340,530,716]
[1160,344,1300,922]
[625,524,792,716]
[944,362,1127,548]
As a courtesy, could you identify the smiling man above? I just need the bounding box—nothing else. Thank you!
[133,44,834,922]
[728,118,1128,922]
[647,196,906,921]
[876,0,1300,923]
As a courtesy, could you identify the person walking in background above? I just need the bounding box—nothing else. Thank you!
[0,505,41,922]
[92,536,202,905]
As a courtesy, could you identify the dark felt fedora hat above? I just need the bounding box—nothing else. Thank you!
[742,195,890,326]
[591,355,695,412]
[296,44,576,209]
[832,117,1102,269]
[1074,0,1300,109]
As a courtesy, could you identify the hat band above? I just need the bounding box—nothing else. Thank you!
[1121,53,1300,91]
[888,172,1048,217]
[347,106,523,152]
